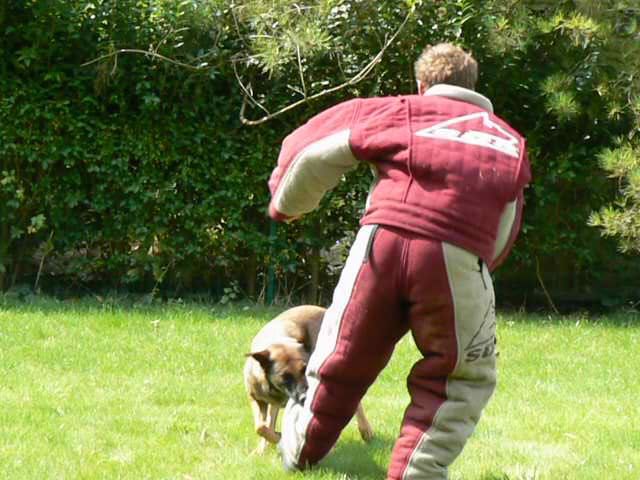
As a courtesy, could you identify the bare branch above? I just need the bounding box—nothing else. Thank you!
[80,6,412,127]
[536,257,560,316]
[155,27,189,55]
[286,84,305,96]
[81,48,208,71]
[296,44,307,98]
[34,231,54,293]
[237,8,413,126]
[230,3,251,50]
[232,60,271,116]
[110,50,118,76]
[234,10,413,126]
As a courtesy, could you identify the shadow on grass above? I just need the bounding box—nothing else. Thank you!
[319,436,395,479]
[320,437,518,480]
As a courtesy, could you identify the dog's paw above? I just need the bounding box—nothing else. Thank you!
[256,425,281,444]
[251,439,268,456]
[358,423,374,443]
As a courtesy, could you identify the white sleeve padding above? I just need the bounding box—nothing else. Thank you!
[272,129,358,217]
[492,200,517,262]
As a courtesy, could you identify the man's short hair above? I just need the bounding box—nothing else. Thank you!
[414,43,478,90]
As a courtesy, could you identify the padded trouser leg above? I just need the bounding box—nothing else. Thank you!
[388,242,497,480]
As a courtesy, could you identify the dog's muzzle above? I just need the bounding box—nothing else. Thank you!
[294,391,306,405]
[286,381,307,405]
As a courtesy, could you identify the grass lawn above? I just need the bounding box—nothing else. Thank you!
[0,296,638,479]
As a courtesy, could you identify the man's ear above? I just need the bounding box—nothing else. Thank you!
[246,349,272,372]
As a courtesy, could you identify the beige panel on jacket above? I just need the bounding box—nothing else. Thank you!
[272,130,358,218]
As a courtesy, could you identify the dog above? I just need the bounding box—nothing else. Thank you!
[244,305,374,454]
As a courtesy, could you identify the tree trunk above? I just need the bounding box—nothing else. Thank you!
[245,252,257,299]
[308,248,320,305]
[0,221,9,291]
[0,1,5,32]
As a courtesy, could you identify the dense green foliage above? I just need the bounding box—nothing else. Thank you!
[1,0,638,306]
[589,144,640,253]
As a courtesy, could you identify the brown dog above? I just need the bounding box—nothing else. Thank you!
[244,305,373,454]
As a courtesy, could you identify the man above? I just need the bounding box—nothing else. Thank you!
[267,43,531,479]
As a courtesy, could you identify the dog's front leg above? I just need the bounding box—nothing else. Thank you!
[266,404,281,444]
[250,398,281,454]
[250,398,271,454]
[355,403,374,442]
[255,436,268,455]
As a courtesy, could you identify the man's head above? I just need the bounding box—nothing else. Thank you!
[414,43,478,94]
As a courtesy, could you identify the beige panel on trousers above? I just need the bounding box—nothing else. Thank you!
[402,243,497,480]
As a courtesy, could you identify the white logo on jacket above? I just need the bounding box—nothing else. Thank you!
[415,112,520,158]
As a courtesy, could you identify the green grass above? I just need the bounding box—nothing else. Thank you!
[0,296,638,479]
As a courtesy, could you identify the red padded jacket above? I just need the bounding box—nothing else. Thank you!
[268,85,531,270]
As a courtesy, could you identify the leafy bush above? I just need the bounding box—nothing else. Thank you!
[1,0,638,307]
[589,144,640,253]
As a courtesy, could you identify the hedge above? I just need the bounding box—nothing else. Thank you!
[1,0,638,308]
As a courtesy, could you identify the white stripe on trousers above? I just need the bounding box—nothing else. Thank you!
[279,225,378,469]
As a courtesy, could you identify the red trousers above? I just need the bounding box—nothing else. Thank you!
[279,225,497,479]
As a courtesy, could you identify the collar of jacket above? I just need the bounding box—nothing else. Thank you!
[423,84,494,113]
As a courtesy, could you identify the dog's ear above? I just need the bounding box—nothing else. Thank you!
[247,349,272,372]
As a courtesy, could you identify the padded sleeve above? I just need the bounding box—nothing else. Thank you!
[268,100,361,221]
[489,148,531,271]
